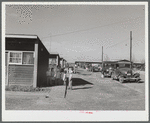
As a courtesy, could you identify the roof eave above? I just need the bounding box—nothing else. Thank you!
[5,34,38,39]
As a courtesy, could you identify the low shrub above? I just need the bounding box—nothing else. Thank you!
[5,85,47,92]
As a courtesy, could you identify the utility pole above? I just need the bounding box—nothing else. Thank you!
[102,46,103,66]
[49,33,51,52]
[130,31,132,69]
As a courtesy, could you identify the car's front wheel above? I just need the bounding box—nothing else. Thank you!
[136,77,141,83]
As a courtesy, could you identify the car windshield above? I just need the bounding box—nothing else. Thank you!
[118,64,131,68]
[103,63,116,68]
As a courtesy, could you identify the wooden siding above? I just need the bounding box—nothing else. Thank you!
[8,65,34,85]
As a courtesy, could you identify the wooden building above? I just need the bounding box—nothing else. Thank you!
[5,34,50,87]
[60,58,67,68]
[49,53,60,68]
[60,58,64,68]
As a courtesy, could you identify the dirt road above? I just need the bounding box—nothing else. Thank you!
[5,68,145,110]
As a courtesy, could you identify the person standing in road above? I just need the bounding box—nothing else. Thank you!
[63,70,68,98]
[63,70,67,85]
[46,67,51,86]
[68,67,73,90]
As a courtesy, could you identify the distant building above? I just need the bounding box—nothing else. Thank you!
[5,34,50,87]
[117,59,131,62]
[133,62,145,70]
[60,58,63,68]
[60,58,67,68]
[49,53,60,69]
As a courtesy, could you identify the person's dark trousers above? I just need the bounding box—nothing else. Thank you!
[64,78,69,98]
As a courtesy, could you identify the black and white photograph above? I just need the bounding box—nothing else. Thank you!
[2,2,148,121]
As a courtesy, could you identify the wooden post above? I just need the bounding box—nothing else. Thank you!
[33,42,38,88]
[130,31,132,69]
[102,46,103,67]
[102,46,103,62]
[49,33,51,52]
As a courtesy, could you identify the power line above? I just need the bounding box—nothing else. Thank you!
[106,38,129,49]
[41,16,144,39]
[106,31,145,49]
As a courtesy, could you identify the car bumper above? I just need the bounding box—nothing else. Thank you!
[93,69,99,71]
[123,77,141,81]
[104,73,111,76]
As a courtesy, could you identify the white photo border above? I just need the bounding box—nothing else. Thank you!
[2,2,149,121]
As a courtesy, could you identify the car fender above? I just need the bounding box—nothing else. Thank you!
[133,72,140,78]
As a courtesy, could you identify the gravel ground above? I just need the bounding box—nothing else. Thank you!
[5,68,145,110]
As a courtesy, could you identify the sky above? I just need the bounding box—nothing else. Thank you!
[5,3,146,63]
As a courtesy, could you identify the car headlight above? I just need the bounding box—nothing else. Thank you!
[106,69,109,71]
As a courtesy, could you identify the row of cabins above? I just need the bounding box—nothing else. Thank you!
[5,34,67,87]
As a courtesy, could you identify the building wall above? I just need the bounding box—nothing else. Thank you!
[6,36,56,87]
[6,37,35,86]
[37,38,50,87]
[8,65,34,85]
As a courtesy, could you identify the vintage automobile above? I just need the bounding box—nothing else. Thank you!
[87,64,92,71]
[101,61,117,78]
[111,61,141,83]
[98,65,102,72]
[92,66,99,72]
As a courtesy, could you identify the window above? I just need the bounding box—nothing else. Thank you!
[9,51,34,65]
[22,52,34,64]
[119,64,125,68]
[9,52,22,64]
[49,58,56,65]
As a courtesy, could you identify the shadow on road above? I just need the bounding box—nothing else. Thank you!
[122,80,145,84]
[72,86,92,90]
[138,80,145,83]
[80,73,92,76]
[72,78,93,86]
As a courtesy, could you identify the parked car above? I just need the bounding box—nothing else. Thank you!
[111,62,141,83]
[98,65,102,72]
[92,66,99,72]
[87,65,92,71]
[101,61,117,78]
